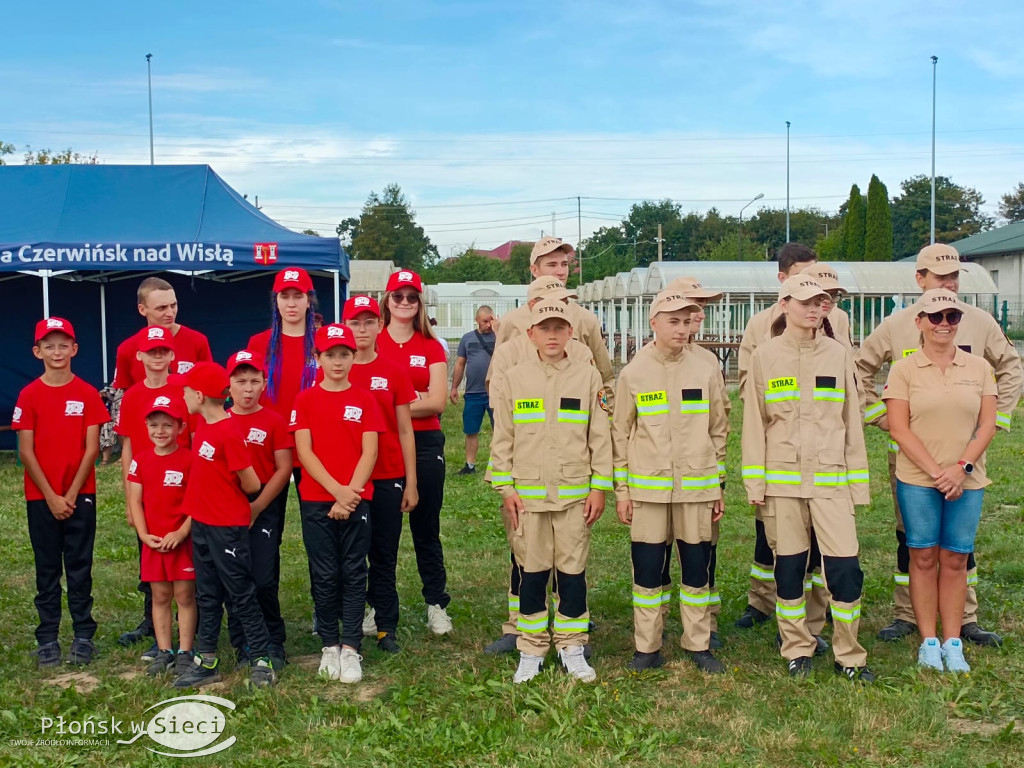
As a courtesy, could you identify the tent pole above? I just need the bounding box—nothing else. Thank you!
[100,282,109,383]
[333,270,341,323]
[42,270,50,317]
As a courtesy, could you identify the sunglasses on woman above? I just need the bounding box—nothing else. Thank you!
[391,292,421,305]
[923,310,963,326]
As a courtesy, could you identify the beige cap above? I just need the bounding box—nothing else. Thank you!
[799,263,844,294]
[527,275,576,302]
[530,236,576,264]
[666,276,723,301]
[914,288,965,315]
[916,243,962,275]
[648,290,701,320]
[529,298,572,327]
[779,275,829,301]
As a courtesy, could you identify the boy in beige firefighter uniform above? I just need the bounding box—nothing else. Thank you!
[742,276,876,682]
[489,299,612,684]
[613,290,729,674]
[483,277,596,656]
[856,243,1022,646]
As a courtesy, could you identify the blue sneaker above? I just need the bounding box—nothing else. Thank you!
[917,637,943,671]
[941,638,970,673]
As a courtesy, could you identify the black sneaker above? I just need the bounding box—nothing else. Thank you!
[173,655,222,688]
[877,618,917,642]
[788,656,813,678]
[174,650,195,677]
[377,633,401,654]
[960,622,1003,647]
[709,632,723,651]
[689,650,726,675]
[118,622,153,647]
[269,645,288,668]
[67,638,96,666]
[457,464,476,475]
[146,650,176,676]
[627,650,665,671]
[250,658,277,688]
[814,635,829,657]
[33,641,62,669]
[835,662,876,684]
[235,647,251,671]
[735,605,771,629]
[483,633,518,655]
[140,641,160,662]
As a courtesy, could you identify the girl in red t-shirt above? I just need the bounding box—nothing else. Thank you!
[377,269,453,635]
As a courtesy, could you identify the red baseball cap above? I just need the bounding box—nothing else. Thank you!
[136,325,174,352]
[273,267,313,294]
[343,295,381,321]
[226,350,267,376]
[175,361,230,399]
[144,393,187,421]
[34,317,76,343]
[315,323,357,352]
[386,269,423,293]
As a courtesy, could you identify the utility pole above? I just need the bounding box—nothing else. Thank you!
[785,120,791,242]
[551,211,556,237]
[146,54,154,165]
[657,223,663,261]
[930,55,938,244]
[577,196,583,284]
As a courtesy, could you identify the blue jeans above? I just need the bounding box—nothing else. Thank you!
[462,392,493,435]
[895,481,983,554]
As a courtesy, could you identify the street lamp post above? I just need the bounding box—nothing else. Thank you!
[739,193,764,261]
[786,121,791,242]
[930,55,938,244]
[146,53,155,165]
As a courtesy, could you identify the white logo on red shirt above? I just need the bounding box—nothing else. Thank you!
[327,326,345,339]
[283,269,300,282]
[398,271,413,282]
[410,355,427,368]
[355,296,370,307]
[12,406,22,423]
[246,427,268,445]
[65,400,85,416]
[289,410,297,426]
[129,459,138,475]
[177,361,195,374]
[197,441,216,460]
[147,327,166,340]
[370,376,389,390]
[164,470,184,487]
[153,396,172,407]
[343,405,363,422]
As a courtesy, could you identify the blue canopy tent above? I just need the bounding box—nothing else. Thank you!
[0,164,349,442]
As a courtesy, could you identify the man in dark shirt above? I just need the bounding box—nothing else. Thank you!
[450,306,496,475]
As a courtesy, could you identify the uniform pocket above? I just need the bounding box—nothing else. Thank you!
[679,452,721,491]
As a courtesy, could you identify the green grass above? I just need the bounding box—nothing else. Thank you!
[1,393,1023,767]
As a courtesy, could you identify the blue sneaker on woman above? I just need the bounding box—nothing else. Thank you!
[941,638,970,673]
[917,637,943,671]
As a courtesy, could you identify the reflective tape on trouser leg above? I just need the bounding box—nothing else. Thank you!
[774,552,808,601]
[632,541,668,589]
[822,556,863,604]
[678,584,713,652]
[632,582,663,654]
[829,598,867,667]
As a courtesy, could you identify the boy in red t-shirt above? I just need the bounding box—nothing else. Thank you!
[126,395,196,678]
[13,318,107,667]
[291,324,382,684]
[171,363,275,689]
[225,350,293,669]
[343,295,418,654]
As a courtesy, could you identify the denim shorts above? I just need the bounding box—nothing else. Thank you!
[895,481,984,554]
[462,392,493,435]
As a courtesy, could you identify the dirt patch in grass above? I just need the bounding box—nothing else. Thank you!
[47,671,100,693]
[948,717,1021,736]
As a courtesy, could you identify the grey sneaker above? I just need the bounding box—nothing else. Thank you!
[67,638,96,666]
[250,658,277,688]
[877,618,917,642]
[33,641,62,668]
[627,650,665,671]
[174,650,195,677]
[173,654,222,688]
[483,633,518,655]
[146,649,176,676]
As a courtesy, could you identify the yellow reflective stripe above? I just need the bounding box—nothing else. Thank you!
[590,475,613,491]
[709,590,722,606]
[557,409,589,423]
[659,591,671,605]
[513,412,546,423]
[966,573,978,586]
[742,465,765,479]
[766,471,801,485]
[888,440,899,453]
[893,572,910,586]
[813,388,845,402]
[557,485,590,499]
[901,348,918,358]
[679,401,710,414]
[632,591,662,607]
[847,470,870,484]
[813,472,848,486]
[765,391,801,403]
[508,596,520,611]
[613,467,628,481]
[627,474,674,490]
[803,579,813,592]
[514,485,546,499]
[717,463,726,477]
[996,412,1012,429]
[491,472,513,487]
[864,402,887,422]
[811,573,825,588]
[750,565,775,582]
[775,601,807,620]
[637,404,670,416]
[553,617,589,632]
[517,616,549,633]
[680,475,721,490]
[678,589,712,607]
[831,605,861,624]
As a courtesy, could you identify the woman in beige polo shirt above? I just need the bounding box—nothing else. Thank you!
[883,289,997,674]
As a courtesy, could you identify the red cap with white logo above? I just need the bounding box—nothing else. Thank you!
[315,323,357,352]
[273,267,313,293]
[34,317,76,343]
[386,269,423,293]
[343,295,381,320]
[144,394,187,421]
[226,349,267,376]
[173,362,230,399]
[136,325,174,352]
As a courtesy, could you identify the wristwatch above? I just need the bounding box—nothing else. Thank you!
[958,460,974,475]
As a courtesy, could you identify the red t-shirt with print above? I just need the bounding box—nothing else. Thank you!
[228,408,294,485]
[348,354,417,480]
[112,324,212,390]
[376,328,446,432]
[182,417,253,526]
[127,446,192,536]
[247,329,316,421]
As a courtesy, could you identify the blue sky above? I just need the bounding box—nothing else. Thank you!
[5,0,1024,252]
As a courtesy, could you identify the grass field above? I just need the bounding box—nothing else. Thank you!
[1,394,1023,767]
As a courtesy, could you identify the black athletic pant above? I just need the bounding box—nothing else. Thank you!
[136,538,154,633]
[410,430,450,608]
[228,485,288,652]
[368,478,405,634]
[27,497,97,645]
[191,520,271,660]
[301,500,371,649]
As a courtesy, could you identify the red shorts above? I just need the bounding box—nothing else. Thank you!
[141,539,196,583]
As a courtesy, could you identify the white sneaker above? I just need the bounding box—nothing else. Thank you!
[363,607,378,637]
[559,645,597,682]
[338,648,363,684]
[513,652,545,684]
[318,646,341,681]
[426,604,454,635]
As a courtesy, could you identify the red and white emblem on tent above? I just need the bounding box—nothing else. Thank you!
[254,243,279,265]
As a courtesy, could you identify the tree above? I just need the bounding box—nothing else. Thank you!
[891,175,994,258]
[422,248,511,284]
[699,231,765,261]
[816,225,845,262]
[0,140,14,165]
[505,242,534,285]
[301,229,321,236]
[336,183,438,271]
[842,184,866,260]
[23,146,98,164]
[864,175,893,262]
[998,183,1024,224]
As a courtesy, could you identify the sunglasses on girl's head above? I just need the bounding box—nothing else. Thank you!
[923,310,963,326]
[391,292,420,305]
